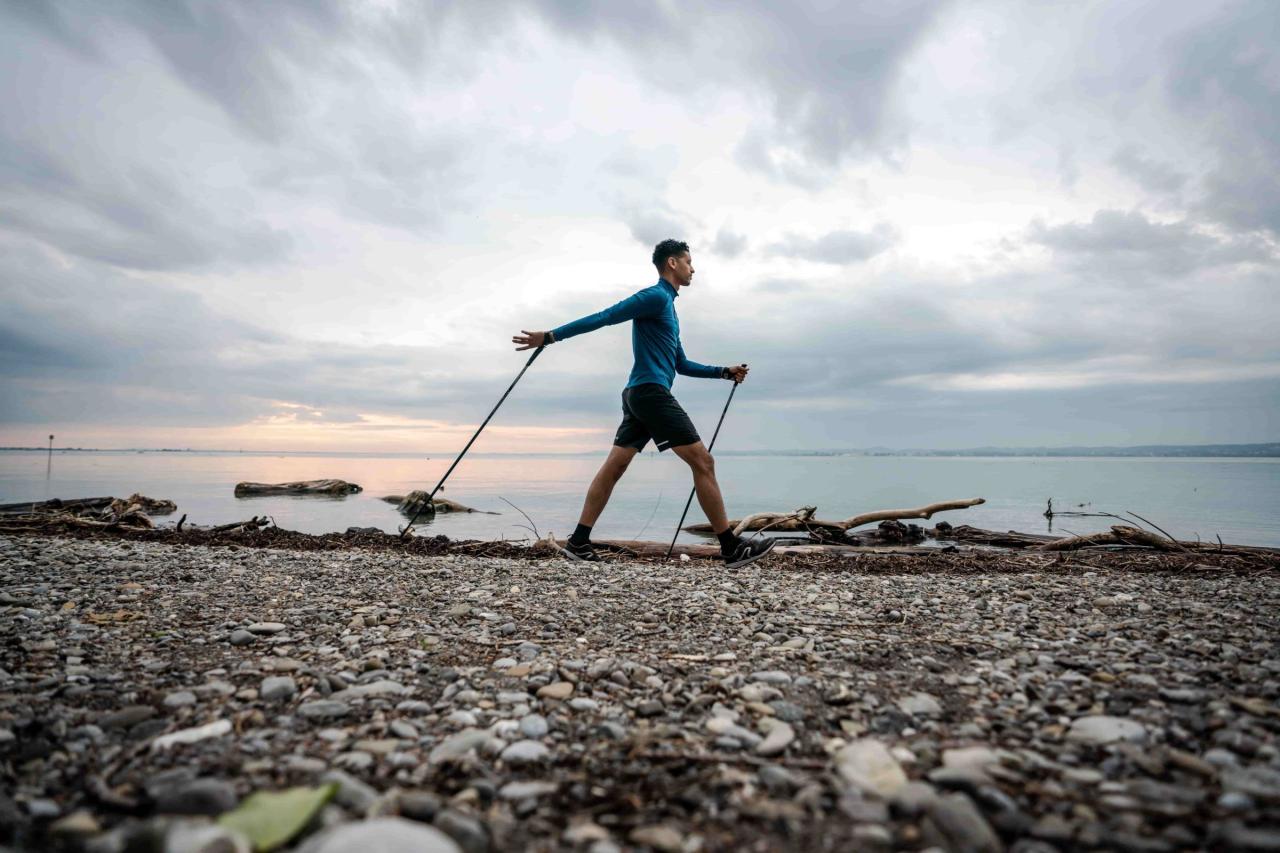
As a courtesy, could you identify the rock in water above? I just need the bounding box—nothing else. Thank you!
[396,491,437,517]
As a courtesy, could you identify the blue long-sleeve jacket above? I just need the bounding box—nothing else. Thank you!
[551,279,724,389]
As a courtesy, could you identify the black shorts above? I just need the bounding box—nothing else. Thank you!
[614,384,701,452]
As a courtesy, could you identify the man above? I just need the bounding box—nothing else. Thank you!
[512,239,776,569]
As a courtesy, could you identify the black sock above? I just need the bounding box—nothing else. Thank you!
[716,528,739,554]
[569,523,592,546]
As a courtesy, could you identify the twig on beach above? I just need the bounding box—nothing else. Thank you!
[499,497,540,540]
[1126,510,1182,547]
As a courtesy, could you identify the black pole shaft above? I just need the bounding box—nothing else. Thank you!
[401,346,544,538]
[665,380,738,559]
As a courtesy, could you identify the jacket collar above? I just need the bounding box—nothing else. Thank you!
[657,278,679,298]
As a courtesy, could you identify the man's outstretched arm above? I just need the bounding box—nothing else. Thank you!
[676,342,750,383]
[512,289,665,351]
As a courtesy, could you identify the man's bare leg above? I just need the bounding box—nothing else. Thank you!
[671,441,776,566]
[671,441,729,532]
[577,445,638,528]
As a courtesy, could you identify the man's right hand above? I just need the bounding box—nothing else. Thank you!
[512,330,549,351]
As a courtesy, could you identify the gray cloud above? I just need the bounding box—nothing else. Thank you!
[1028,210,1272,277]
[768,224,897,265]
[1110,145,1187,196]
[711,228,748,259]
[623,206,690,249]
[0,129,290,272]
[522,0,948,179]
[1165,1,1280,235]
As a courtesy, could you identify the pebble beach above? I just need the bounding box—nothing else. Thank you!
[2,530,1278,852]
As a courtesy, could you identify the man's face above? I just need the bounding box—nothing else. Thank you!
[667,252,694,287]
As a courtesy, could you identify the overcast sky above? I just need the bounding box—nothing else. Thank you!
[1,0,1276,452]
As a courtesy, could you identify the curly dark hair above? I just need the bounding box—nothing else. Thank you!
[652,239,689,270]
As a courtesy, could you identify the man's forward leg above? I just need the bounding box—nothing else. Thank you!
[671,442,776,568]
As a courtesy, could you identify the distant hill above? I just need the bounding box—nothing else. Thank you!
[720,443,1280,458]
[3,443,1278,457]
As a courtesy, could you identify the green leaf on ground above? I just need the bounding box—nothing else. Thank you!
[217,783,338,852]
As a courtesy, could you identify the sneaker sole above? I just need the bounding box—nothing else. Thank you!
[724,537,778,569]
[556,544,600,562]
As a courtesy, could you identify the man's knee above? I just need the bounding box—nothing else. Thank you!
[604,448,635,479]
[686,448,715,477]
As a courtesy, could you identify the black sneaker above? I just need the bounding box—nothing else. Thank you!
[724,536,777,569]
[558,539,601,562]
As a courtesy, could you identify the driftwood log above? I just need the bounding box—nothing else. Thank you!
[110,493,177,516]
[211,516,271,534]
[933,524,1057,548]
[234,479,362,497]
[1038,525,1185,552]
[684,498,986,535]
[0,493,175,532]
[384,492,496,516]
[0,497,114,515]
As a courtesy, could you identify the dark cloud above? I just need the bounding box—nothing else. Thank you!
[768,224,896,265]
[711,228,747,259]
[0,129,290,272]
[624,207,689,249]
[1028,210,1272,277]
[1165,0,1280,235]
[1110,145,1187,196]
[522,0,947,179]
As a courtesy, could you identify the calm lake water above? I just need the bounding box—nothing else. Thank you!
[1,450,1278,548]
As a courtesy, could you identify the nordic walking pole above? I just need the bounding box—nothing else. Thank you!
[664,374,741,559]
[400,346,544,539]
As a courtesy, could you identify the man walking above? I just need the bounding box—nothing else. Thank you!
[512,239,776,569]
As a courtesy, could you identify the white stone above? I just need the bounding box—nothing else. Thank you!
[836,738,909,798]
[1066,715,1147,745]
[755,722,795,757]
[297,818,460,853]
[150,719,232,752]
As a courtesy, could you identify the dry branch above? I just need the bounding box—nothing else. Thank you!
[684,497,985,535]
[1038,525,1185,552]
[211,516,271,534]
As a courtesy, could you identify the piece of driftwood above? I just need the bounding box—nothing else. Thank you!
[684,498,985,535]
[110,493,177,516]
[1038,525,1185,552]
[211,516,271,533]
[384,492,497,515]
[0,497,114,515]
[934,524,1058,548]
[234,479,362,497]
[0,494,174,531]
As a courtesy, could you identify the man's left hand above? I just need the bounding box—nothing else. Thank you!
[725,364,749,384]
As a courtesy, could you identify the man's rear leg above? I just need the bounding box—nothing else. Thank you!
[561,445,638,561]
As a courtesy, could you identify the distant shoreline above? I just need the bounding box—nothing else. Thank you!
[3,443,1278,458]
